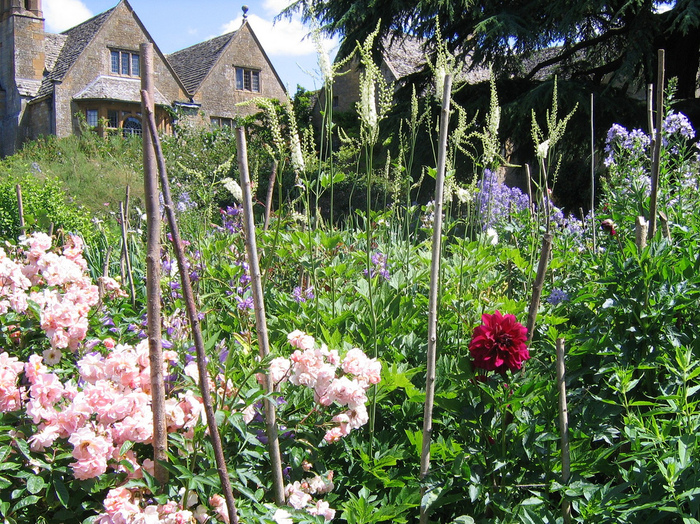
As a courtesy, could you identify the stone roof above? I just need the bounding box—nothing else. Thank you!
[35,8,115,99]
[73,75,170,105]
[379,34,491,86]
[381,34,427,81]
[44,33,68,73]
[167,31,236,95]
[16,79,42,97]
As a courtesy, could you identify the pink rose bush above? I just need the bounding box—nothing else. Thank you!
[278,330,381,444]
[0,233,99,353]
[264,331,381,520]
[0,234,231,523]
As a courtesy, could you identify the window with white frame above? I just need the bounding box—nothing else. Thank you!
[110,50,140,77]
[235,67,260,92]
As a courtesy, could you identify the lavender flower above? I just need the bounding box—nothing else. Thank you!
[293,286,315,303]
[477,169,530,229]
[547,289,570,306]
[364,252,391,280]
[604,125,650,167]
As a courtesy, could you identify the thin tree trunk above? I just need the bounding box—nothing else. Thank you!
[140,43,168,488]
[236,127,286,505]
[419,73,453,524]
[142,90,240,524]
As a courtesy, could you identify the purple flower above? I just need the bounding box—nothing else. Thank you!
[604,124,650,167]
[236,296,254,310]
[162,339,174,349]
[364,252,391,281]
[292,286,315,303]
[663,111,695,143]
[547,289,570,306]
[477,170,530,229]
[102,315,115,327]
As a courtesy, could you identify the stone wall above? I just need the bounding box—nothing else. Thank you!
[193,22,287,121]
[53,1,185,137]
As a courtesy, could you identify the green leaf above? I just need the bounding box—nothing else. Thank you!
[26,475,45,495]
[53,474,70,508]
[11,495,40,512]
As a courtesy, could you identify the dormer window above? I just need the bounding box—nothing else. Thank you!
[110,50,140,77]
[235,67,260,92]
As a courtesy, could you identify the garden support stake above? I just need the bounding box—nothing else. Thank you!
[119,201,136,307]
[140,43,168,488]
[526,233,553,345]
[236,126,286,506]
[636,216,648,253]
[556,338,571,524]
[15,184,24,234]
[142,89,240,524]
[420,73,452,524]
[648,49,665,241]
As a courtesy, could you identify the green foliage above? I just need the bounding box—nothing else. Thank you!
[0,170,94,243]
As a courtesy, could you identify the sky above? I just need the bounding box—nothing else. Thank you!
[42,0,339,94]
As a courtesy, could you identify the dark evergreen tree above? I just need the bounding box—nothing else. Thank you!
[285,0,699,100]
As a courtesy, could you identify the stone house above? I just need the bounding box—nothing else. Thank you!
[0,0,287,157]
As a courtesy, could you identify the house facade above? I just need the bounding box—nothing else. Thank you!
[0,0,287,157]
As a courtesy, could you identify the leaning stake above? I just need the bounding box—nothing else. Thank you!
[526,233,553,346]
[236,127,286,505]
[420,73,452,524]
[142,90,239,524]
[140,43,168,487]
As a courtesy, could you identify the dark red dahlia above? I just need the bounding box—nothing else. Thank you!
[469,310,530,373]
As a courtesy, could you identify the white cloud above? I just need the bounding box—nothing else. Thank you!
[220,11,338,59]
[44,0,92,33]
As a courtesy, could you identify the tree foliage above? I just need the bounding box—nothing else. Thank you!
[286,0,700,99]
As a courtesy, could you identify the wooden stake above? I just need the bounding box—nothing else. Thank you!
[590,94,596,252]
[420,73,453,524]
[140,42,168,488]
[16,184,25,235]
[556,338,571,524]
[648,50,665,241]
[263,160,278,231]
[119,201,136,307]
[526,233,553,345]
[236,127,286,505]
[635,216,648,253]
[142,89,240,524]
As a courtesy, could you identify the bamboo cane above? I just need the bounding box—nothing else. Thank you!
[526,233,553,346]
[16,184,25,235]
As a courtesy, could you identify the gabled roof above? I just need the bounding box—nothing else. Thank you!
[35,8,115,99]
[167,32,236,95]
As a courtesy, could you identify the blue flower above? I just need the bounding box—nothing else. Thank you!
[547,289,570,306]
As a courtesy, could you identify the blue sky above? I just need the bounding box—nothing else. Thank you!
[42,0,339,94]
